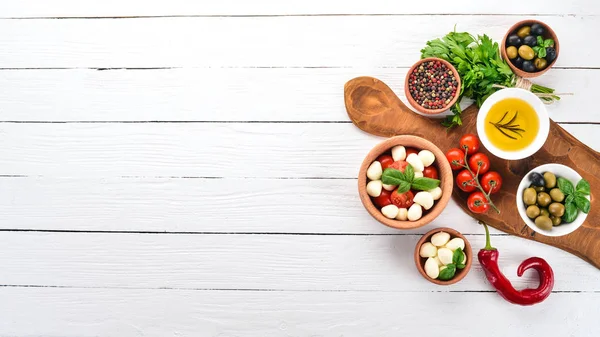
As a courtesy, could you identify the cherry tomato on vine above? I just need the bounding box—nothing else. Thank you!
[377,154,394,170]
[422,166,439,180]
[391,189,414,208]
[459,134,480,155]
[456,169,477,192]
[467,191,490,214]
[481,171,503,194]
[372,189,392,208]
[405,147,419,157]
[445,148,465,171]
[468,153,490,175]
[389,160,409,172]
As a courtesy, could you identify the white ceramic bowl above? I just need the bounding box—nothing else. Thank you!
[476,88,549,160]
[516,163,589,237]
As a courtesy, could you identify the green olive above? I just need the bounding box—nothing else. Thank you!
[506,46,518,59]
[535,215,553,231]
[537,192,552,207]
[534,58,548,70]
[549,202,565,217]
[533,185,545,192]
[540,208,550,218]
[551,215,562,227]
[518,45,535,61]
[549,188,565,202]
[517,26,531,38]
[543,172,557,189]
[526,205,541,219]
[523,188,537,205]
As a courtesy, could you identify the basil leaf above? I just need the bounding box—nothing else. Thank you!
[396,181,411,194]
[411,177,440,191]
[565,194,574,205]
[575,195,591,214]
[382,168,406,186]
[405,164,415,183]
[562,201,578,223]
[438,264,456,281]
[456,263,466,270]
[452,248,464,265]
[544,38,555,47]
[537,36,544,46]
[538,47,546,58]
[557,177,575,195]
[576,179,591,196]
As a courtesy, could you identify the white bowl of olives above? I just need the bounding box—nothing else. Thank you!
[516,164,590,237]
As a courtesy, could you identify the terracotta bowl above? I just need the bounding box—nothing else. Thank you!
[414,227,473,285]
[358,135,453,229]
[501,20,560,78]
[404,57,461,115]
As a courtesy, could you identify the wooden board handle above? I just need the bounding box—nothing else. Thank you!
[345,76,600,269]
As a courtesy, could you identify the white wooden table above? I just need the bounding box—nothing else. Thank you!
[0,1,598,336]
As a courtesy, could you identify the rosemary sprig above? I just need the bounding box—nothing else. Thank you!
[489,110,525,140]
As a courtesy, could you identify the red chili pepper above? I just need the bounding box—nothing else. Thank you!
[478,222,554,306]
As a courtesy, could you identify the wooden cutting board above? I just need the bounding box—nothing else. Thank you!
[345,76,600,269]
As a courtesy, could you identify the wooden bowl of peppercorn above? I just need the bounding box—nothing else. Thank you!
[404,57,461,115]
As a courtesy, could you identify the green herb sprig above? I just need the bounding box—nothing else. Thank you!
[533,36,555,58]
[438,248,466,281]
[381,164,440,193]
[558,177,591,223]
[489,110,525,140]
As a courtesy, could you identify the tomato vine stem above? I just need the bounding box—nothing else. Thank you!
[453,148,500,214]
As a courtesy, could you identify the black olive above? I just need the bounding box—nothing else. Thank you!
[529,172,545,187]
[523,35,537,47]
[522,60,536,73]
[531,23,545,36]
[512,57,524,69]
[546,47,557,63]
[507,34,522,47]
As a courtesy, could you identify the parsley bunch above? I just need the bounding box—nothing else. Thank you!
[421,31,559,128]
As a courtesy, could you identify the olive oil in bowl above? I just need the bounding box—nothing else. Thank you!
[483,98,539,152]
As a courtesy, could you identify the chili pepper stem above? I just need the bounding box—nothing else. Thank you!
[479,221,496,251]
[458,148,500,214]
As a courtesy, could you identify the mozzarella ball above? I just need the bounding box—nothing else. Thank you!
[366,180,382,197]
[366,161,383,180]
[413,191,434,210]
[445,238,466,251]
[406,153,424,172]
[462,252,467,265]
[414,171,424,178]
[396,208,408,221]
[382,183,396,191]
[431,231,450,247]
[438,247,454,265]
[391,145,406,161]
[418,150,436,167]
[407,204,423,221]
[424,257,440,279]
[419,242,437,258]
[428,187,443,201]
[381,204,399,219]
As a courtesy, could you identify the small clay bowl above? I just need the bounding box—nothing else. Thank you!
[358,135,453,230]
[414,227,473,285]
[501,20,559,78]
[404,57,461,115]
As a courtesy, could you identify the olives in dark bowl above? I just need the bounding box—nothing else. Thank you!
[502,20,559,77]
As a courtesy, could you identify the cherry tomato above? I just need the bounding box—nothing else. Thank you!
[445,148,465,171]
[481,171,502,194]
[405,147,419,157]
[372,189,392,208]
[377,154,394,170]
[467,191,490,214]
[460,134,480,155]
[422,166,439,180]
[389,160,409,172]
[456,169,477,192]
[391,189,414,208]
[468,153,490,175]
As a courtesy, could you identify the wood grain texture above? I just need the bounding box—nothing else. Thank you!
[0,68,594,122]
[0,232,598,291]
[0,16,596,68]
[1,0,597,17]
[1,288,599,337]
[345,76,600,268]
